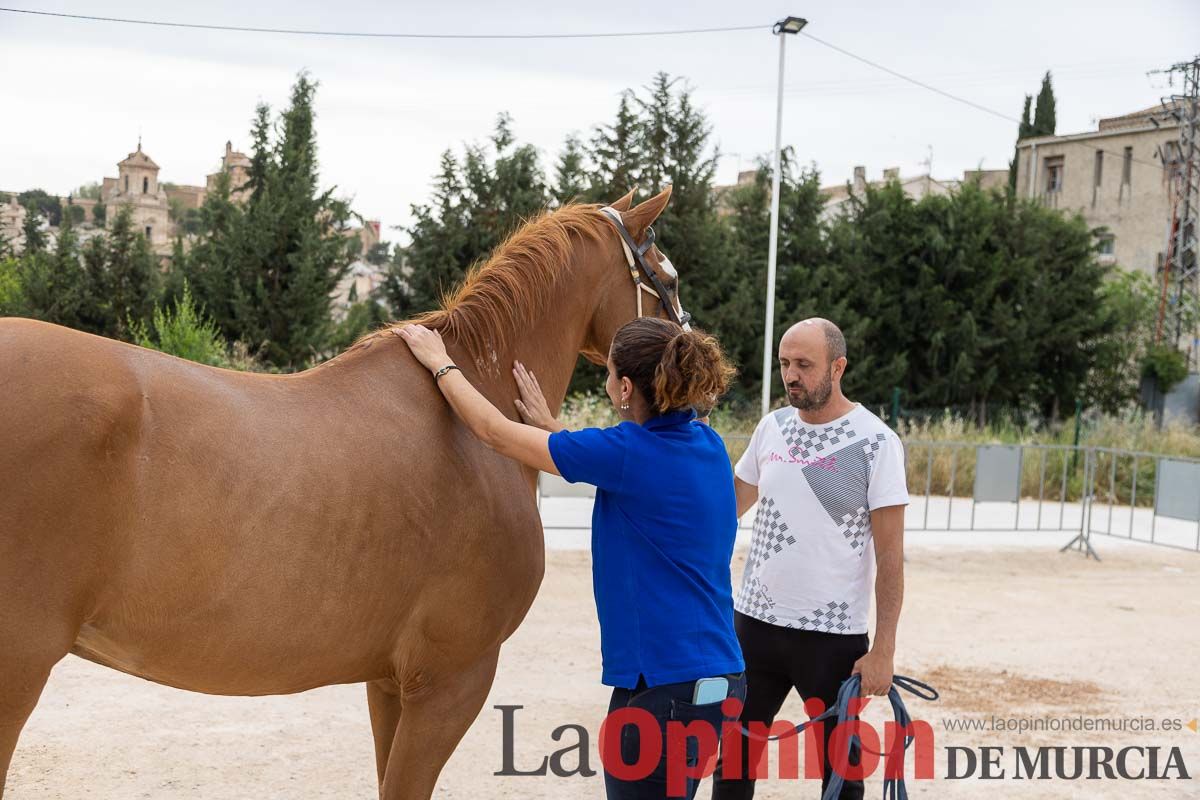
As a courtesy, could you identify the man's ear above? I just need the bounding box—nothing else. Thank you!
[621,186,672,240]
[609,187,637,212]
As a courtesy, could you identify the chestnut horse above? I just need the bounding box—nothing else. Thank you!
[0,188,679,798]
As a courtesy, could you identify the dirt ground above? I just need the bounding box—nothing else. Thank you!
[8,534,1200,799]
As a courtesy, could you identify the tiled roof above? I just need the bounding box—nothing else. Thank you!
[118,146,160,170]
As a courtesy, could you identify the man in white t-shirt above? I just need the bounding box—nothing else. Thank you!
[712,319,908,800]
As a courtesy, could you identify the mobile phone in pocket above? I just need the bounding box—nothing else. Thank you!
[692,676,729,705]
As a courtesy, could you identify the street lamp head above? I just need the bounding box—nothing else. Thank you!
[774,16,808,35]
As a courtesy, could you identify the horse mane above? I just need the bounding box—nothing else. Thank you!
[354,203,610,359]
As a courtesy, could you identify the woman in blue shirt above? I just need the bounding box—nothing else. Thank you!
[399,316,745,799]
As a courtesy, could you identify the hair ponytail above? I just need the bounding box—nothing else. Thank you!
[610,318,736,416]
[653,329,736,414]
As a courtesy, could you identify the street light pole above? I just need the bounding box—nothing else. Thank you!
[760,16,807,417]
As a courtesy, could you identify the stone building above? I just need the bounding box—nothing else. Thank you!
[331,260,388,321]
[0,196,28,251]
[13,139,379,259]
[206,141,252,203]
[1013,102,1182,276]
[714,164,1008,220]
[820,166,961,221]
[102,142,172,250]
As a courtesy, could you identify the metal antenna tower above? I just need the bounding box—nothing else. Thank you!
[1152,56,1200,370]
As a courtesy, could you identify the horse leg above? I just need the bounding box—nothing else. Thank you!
[0,638,71,798]
[378,646,500,800]
[366,679,404,790]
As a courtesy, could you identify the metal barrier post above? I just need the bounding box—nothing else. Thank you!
[1060,447,1101,560]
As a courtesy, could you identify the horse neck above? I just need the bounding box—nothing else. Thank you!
[442,253,604,419]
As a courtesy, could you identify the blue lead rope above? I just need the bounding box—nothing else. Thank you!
[738,673,938,800]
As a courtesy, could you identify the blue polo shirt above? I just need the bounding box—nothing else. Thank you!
[548,409,744,689]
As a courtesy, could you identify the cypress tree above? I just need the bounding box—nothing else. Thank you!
[183,72,358,369]
[391,113,548,320]
[552,133,589,206]
[588,92,641,201]
[1032,71,1056,136]
[104,205,162,341]
[21,206,45,256]
[1008,94,1033,191]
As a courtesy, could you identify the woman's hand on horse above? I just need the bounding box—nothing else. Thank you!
[513,361,562,432]
[397,324,453,372]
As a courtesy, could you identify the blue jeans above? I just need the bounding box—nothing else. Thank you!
[604,672,747,800]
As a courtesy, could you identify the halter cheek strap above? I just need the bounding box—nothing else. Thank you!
[599,206,691,330]
[605,210,664,319]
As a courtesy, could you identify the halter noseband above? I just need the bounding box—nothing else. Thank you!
[600,206,692,330]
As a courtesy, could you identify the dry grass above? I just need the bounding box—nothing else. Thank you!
[560,395,1200,504]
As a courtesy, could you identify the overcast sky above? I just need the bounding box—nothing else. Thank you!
[2,1,1197,241]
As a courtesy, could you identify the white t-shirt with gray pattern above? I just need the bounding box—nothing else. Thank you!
[733,403,909,634]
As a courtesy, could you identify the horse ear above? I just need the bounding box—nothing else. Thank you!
[621,185,672,240]
[609,187,637,212]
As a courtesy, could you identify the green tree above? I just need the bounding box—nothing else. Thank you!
[21,206,46,255]
[93,201,107,226]
[232,74,358,368]
[130,280,229,367]
[74,182,102,200]
[1008,94,1033,191]
[552,133,589,206]
[818,181,1111,421]
[95,205,162,340]
[328,297,391,353]
[17,189,62,227]
[1032,71,1056,136]
[178,170,239,332]
[0,256,21,314]
[728,154,842,406]
[14,209,86,329]
[588,91,641,201]
[365,241,391,266]
[389,113,548,318]
[1085,270,1172,410]
[183,73,358,369]
[168,196,204,235]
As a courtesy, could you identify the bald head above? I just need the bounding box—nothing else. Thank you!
[777,318,847,412]
[781,318,846,365]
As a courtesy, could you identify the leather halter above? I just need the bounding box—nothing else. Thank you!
[599,206,692,330]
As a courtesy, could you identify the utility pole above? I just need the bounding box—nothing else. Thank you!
[1152,56,1200,372]
[760,16,808,417]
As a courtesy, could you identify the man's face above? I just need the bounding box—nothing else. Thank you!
[778,328,835,411]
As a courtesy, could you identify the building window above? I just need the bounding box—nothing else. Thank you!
[1044,156,1064,194]
[1163,141,1182,183]
[1122,147,1133,185]
[124,175,129,193]
[142,176,149,194]
[1094,151,1103,186]
[145,226,152,238]
[1097,235,1115,256]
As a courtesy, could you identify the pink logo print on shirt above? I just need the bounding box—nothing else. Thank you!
[769,451,838,471]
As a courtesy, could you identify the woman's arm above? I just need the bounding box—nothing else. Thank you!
[396,325,559,475]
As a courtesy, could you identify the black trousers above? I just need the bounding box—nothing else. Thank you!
[605,672,747,800]
[710,612,869,800]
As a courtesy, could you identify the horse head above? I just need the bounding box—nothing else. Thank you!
[578,186,682,366]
